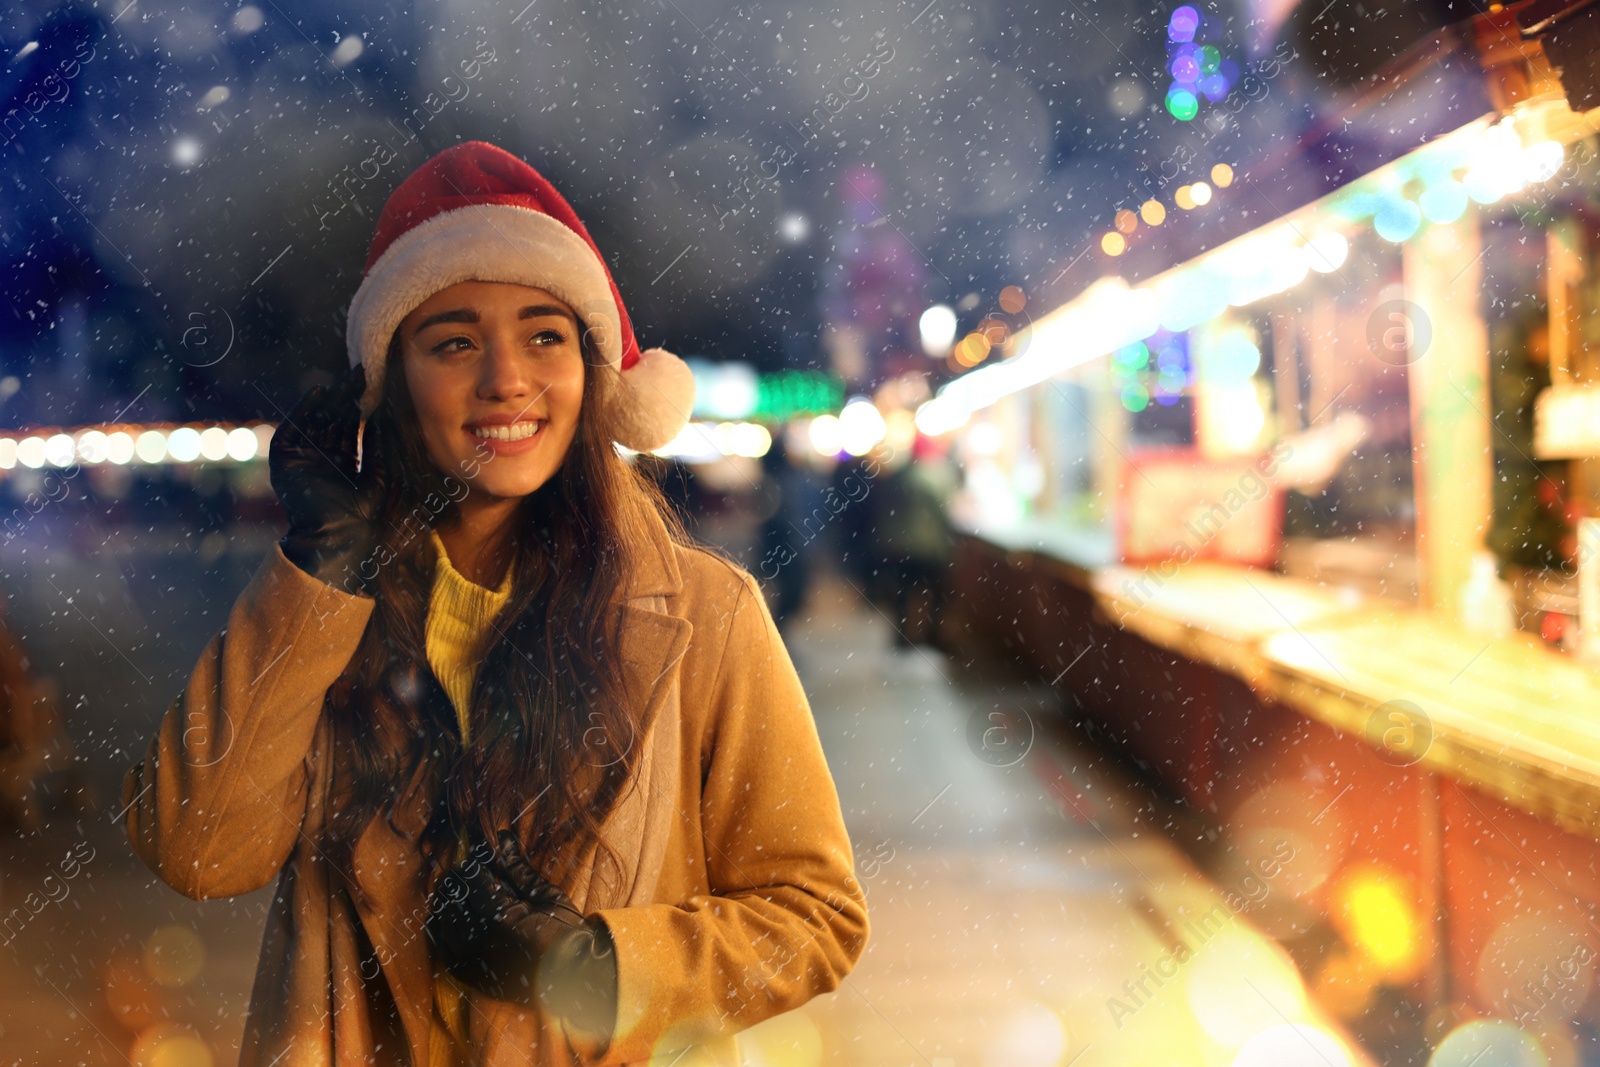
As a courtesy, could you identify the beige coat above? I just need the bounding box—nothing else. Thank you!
[122,506,869,1065]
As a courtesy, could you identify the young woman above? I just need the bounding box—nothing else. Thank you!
[122,141,869,1066]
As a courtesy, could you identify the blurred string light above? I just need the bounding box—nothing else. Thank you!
[918,104,1582,436]
[0,423,274,472]
[649,420,773,462]
[1164,5,1238,121]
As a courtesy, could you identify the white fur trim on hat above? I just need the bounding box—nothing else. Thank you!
[610,347,696,454]
[346,203,623,414]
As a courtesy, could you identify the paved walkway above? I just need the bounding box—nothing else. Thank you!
[0,541,1366,1066]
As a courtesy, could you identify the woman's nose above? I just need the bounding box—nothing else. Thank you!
[476,335,534,402]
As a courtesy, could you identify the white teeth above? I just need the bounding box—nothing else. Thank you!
[471,421,543,442]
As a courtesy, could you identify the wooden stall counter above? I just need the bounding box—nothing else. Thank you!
[1087,557,1600,842]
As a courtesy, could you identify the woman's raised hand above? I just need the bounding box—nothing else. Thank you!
[268,366,386,596]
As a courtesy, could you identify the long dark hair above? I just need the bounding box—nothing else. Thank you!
[321,328,694,901]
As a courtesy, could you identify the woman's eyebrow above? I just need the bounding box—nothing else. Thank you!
[517,304,575,323]
[413,308,477,334]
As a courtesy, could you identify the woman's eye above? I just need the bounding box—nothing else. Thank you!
[530,329,566,346]
[431,335,474,355]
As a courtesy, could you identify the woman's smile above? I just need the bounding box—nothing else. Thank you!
[467,416,547,451]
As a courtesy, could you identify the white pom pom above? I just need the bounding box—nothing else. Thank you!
[611,347,695,453]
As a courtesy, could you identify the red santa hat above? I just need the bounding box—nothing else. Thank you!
[346,140,694,453]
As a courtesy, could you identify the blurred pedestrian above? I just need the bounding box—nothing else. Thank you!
[122,142,867,1067]
[874,436,956,648]
[755,439,820,627]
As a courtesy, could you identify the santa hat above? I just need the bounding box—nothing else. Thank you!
[346,140,694,453]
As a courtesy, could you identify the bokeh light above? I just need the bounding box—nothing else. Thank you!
[1306,232,1349,273]
[225,426,259,462]
[1429,1020,1549,1067]
[1102,231,1127,256]
[807,413,843,457]
[1166,88,1200,121]
[955,331,993,366]
[838,398,887,457]
[1232,1024,1354,1067]
[1186,927,1309,1049]
[1211,163,1234,187]
[44,432,75,467]
[1374,199,1423,243]
[733,1008,824,1067]
[1168,5,1200,42]
[1475,912,1595,1027]
[979,1000,1069,1067]
[1330,864,1423,981]
[1141,199,1168,226]
[165,427,202,464]
[130,1024,213,1067]
[106,431,136,465]
[17,436,46,469]
[143,924,205,987]
[1419,181,1469,224]
[197,426,230,462]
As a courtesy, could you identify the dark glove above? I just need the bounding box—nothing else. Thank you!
[267,366,384,596]
[426,831,618,1038]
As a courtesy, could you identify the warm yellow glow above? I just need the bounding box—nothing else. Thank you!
[1141,199,1167,226]
[1101,231,1127,256]
[135,431,167,464]
[106,431,136,465]
[143,925,205,987]
[1331,864,1424,979]
[1199,383,1268,458]
[1211,163,1235,187]
[1186,926,1310,1049]
[955,331,993,366]
[1311,949,1381,1020]
[1230,1024,1354,1067]
[1190,182,1213,206]
[130,1025,213,1067]
[733,1008,824,1067]
[1115,208,1139,234]
[1174,185,1197,210]
[807,414,843,456]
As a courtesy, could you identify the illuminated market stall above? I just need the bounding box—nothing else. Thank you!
[925,2,1600,1056]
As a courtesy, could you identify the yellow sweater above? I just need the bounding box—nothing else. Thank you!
[424,530,514,1066]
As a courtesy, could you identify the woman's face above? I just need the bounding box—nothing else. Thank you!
[398,280,587,500]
